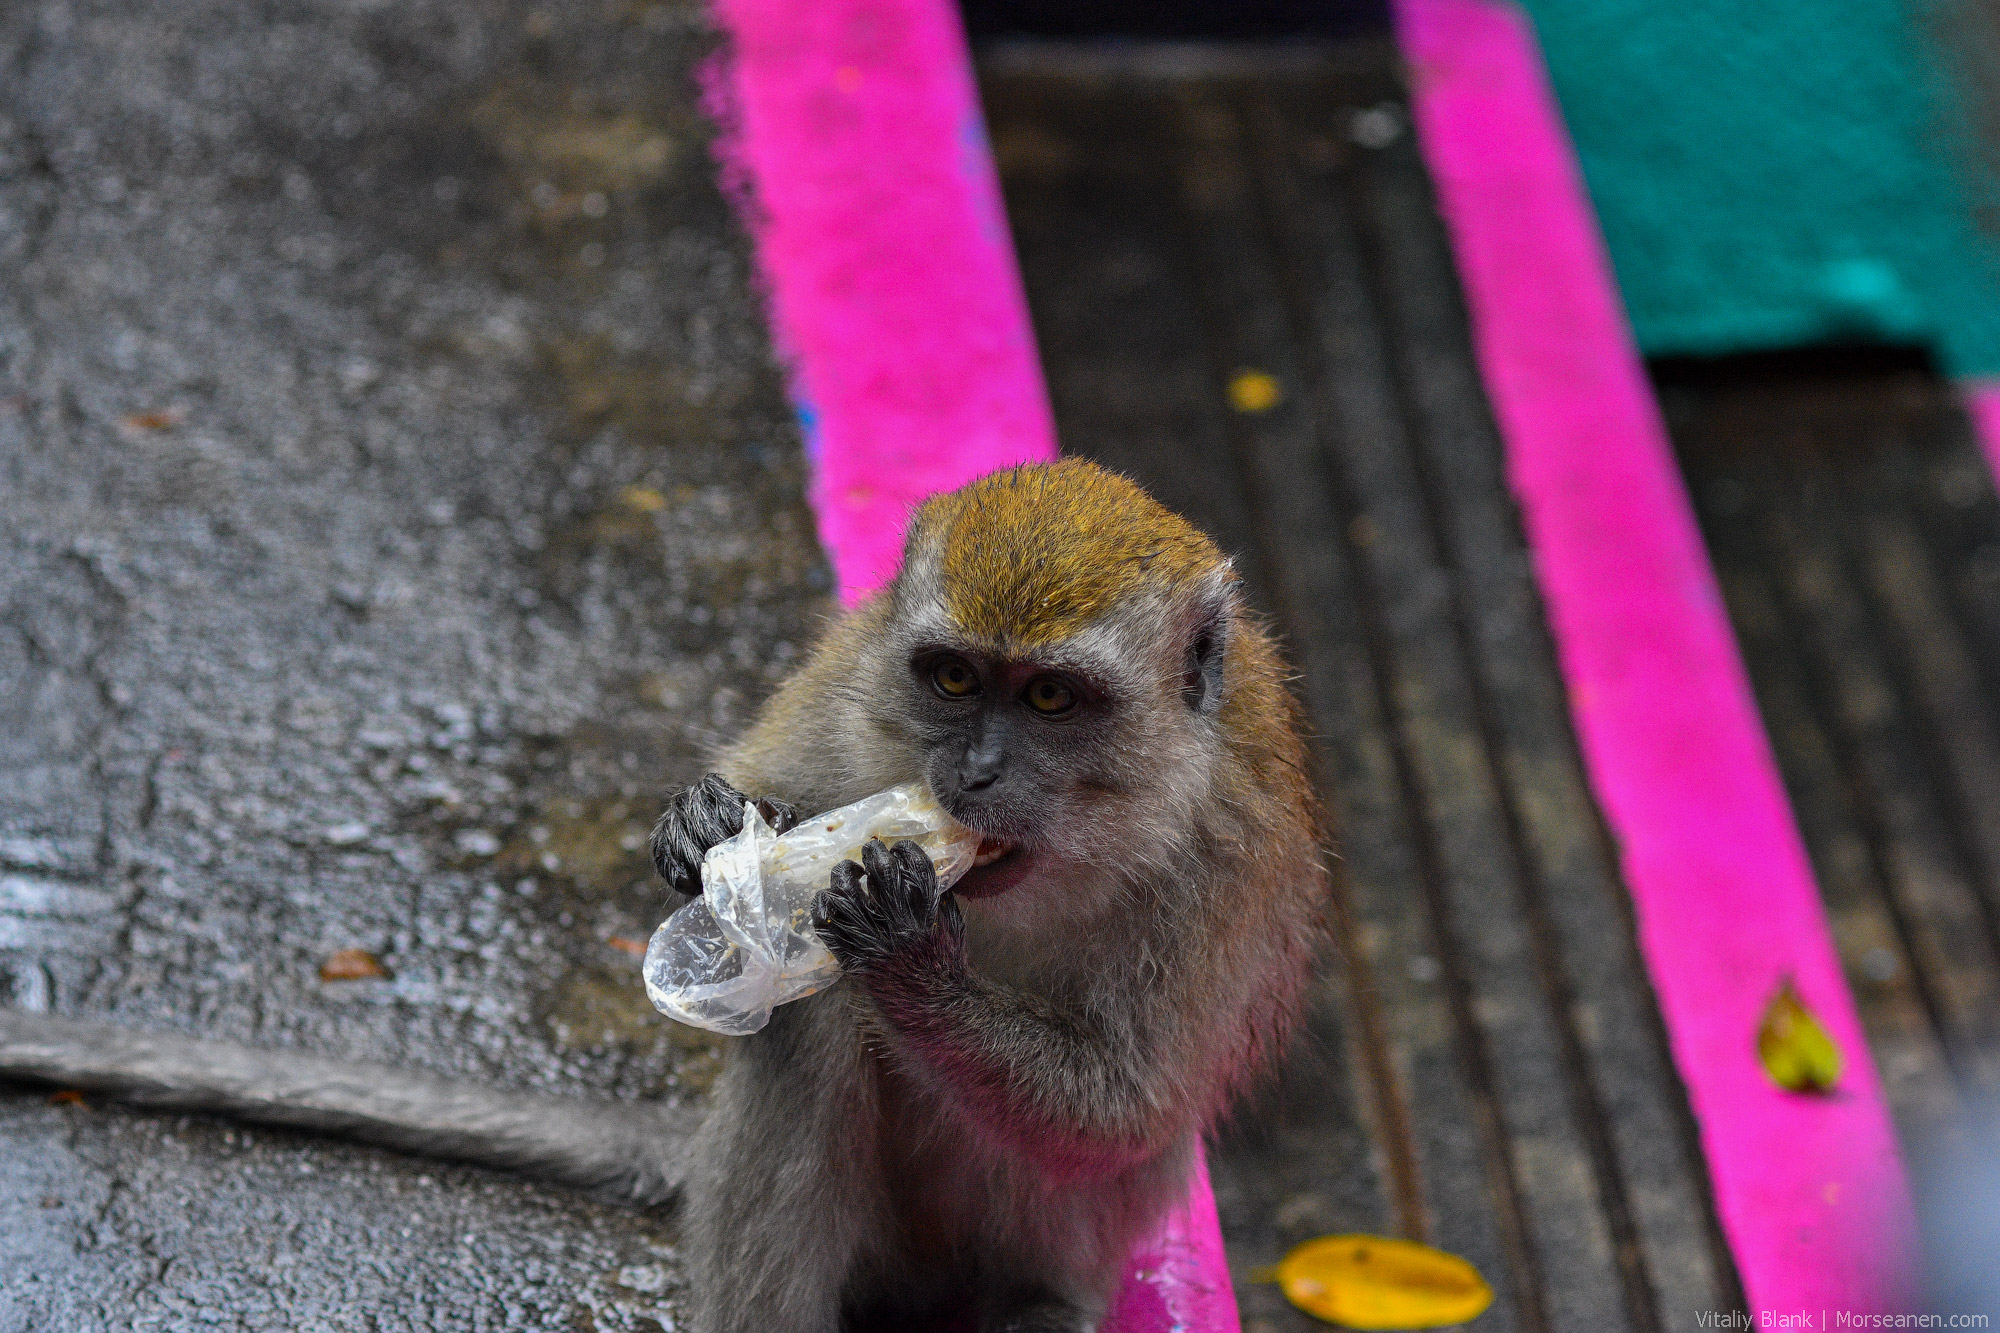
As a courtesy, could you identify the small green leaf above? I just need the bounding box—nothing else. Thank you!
[1757,976,1843,1093]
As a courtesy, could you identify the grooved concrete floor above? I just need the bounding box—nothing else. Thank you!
[0,1,826,1327]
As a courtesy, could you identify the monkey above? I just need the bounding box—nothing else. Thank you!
[0,459,1330,1333]
[654,459,1330,1330]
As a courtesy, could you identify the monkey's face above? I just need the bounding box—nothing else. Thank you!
[903,644,1101,898]
[878,459,1243,906]
[884,594,1233,903]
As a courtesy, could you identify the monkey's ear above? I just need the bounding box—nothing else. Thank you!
[1180,577,1236,716]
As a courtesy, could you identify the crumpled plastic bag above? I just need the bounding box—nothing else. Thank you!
[642,782,981,1035]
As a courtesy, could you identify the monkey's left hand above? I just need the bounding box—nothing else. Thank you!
[811,839,966,980]
[650,773,799,897]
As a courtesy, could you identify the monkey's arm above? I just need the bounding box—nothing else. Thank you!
[814,843,1180,1178]
[0,1009,695,1205]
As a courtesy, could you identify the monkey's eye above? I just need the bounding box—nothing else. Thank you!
[1022,677,1076,717]
[930,658,981,699]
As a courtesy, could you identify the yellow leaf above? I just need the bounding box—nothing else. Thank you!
[1264,1234,1494,1329]
[1757,976,1843,1093]
[1228,370,1282,413]
[620,485,667,513]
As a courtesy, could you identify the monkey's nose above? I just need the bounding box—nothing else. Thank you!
[958,741,1004,791]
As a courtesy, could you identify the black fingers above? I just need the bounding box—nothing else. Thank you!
[830,858,868,898]
[649,773,749,896]
[865,838,938,917]
[810,839,960,977]
[752,795,800,836]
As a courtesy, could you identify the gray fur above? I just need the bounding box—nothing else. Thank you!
[0,1009,693,1207]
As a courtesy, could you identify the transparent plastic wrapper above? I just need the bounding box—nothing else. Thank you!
[642,782,982,1035]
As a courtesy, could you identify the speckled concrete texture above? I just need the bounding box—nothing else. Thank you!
[0,0,829,1326]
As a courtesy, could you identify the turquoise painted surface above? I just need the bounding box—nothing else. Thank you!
[1512,0,2000,377]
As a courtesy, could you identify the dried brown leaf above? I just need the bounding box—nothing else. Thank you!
[319,948,388,982]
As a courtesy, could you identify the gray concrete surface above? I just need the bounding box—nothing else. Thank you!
[0,0,828,1326]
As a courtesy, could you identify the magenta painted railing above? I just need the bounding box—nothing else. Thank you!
[701,0,1057,606]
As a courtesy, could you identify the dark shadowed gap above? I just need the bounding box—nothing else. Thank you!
[960,0,1389,41]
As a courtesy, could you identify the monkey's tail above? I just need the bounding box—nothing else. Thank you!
[0,1008,695,1207]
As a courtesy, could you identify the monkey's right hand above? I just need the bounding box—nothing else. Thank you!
[649,773,799,897]
[811,839,967,980]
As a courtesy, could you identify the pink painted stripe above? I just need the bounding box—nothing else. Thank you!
[1964,381,2000,489]
[1395,0,1920,1314]
[704,0,1058,605]
[699,2,1239,1327]
[1107,1148,1244,1333]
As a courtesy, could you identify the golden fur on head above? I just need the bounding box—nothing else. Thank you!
[909,459,1228,646]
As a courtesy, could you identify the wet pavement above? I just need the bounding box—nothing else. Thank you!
[0,0,826,1326]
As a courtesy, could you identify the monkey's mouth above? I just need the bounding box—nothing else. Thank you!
[971,837,1014,868]
[955,837,1030,899]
